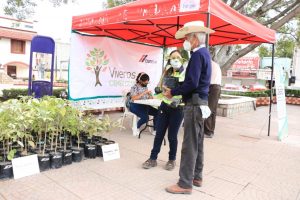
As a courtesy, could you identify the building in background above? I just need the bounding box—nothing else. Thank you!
[0,16,37,82]
[55,40,70,81]
[223,55,292,90]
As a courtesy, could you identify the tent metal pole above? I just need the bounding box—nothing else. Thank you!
[268,43,275,136]
[206,13,211,47]
[162,37,167,73]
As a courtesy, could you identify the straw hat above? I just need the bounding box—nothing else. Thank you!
[175,21,215,39]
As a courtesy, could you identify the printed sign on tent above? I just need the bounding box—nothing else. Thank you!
[69,33,163,108]
[180,0,201,12]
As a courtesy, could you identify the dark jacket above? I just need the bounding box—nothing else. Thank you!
[171,47,211,102]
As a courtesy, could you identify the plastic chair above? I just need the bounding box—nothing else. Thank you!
[120,92,138,136]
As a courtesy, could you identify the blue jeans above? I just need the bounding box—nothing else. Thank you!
[129,102,158,130]
[150,102,183,161]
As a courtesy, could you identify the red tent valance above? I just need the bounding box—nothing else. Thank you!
[72,0,276,47]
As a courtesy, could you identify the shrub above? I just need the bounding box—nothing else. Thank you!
[221,90,270,97]
[1,88,67,101]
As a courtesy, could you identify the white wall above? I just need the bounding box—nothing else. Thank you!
[0,38,31,79]
[293,48,300,86]
[0,38,31,65]
[55,41,70,80]
[0,37,70,80]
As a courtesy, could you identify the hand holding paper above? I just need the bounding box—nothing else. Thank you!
[162,86,172,99]
[200,105,211,119]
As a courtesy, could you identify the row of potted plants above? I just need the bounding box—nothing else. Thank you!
[0,96,120,179]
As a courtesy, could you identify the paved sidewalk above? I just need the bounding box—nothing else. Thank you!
[0,105,300,200]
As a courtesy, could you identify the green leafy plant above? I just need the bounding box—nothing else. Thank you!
[64,105,82,149]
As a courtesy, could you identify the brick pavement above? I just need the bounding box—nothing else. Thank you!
[0,105,299,200]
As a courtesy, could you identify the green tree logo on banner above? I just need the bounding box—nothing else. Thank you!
[85,48,109,87]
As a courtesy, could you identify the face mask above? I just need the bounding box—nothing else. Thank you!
[170,59,182,69]
[141,83,148,87]
[183,40,192,51]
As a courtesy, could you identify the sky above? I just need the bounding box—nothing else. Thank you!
[1,0,106,42]
[34,0,106,42]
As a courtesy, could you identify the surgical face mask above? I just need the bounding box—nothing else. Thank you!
[140,82,148,87]
[183,40,192,51]
[170,59,182,69]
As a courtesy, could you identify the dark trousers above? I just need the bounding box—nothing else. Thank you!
[178,104,204,189]
[204,84,221,135]
[129,102,158,130]
[150,102,183,161]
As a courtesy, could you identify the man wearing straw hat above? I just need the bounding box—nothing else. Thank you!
[163,21,214,194]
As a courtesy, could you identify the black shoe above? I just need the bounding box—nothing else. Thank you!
[204,133,214,138]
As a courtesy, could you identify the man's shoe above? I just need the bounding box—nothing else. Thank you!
[204,133,214,138]
[193,179,202,187]
[142,159,157,169]
[165,160,176,171]
[165,184,192,194]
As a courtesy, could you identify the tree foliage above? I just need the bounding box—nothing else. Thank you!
[258,37,295,59]
[275,37,295,58]
[104,0,135,9]
[258,45,271,58]
[3,0,76,20]
[4,0,37,20]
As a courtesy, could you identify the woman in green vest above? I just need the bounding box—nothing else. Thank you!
[142,50,185,171]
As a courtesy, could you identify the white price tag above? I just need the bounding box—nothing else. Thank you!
[102,143,120,161]
[12,154,40,179]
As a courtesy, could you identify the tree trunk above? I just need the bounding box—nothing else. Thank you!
[38,132,41,153]
[94,66,102,87]
[55,131,58,153]
[43,125,47,156]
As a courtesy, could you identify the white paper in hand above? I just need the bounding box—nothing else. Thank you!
[200,105,211,119]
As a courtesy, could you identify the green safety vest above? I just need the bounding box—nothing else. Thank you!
[156,69,185,105]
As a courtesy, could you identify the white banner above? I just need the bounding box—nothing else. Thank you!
[69,33,163,107]
[274,65,288,141]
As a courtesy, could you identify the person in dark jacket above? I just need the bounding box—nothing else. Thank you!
[164,21,214,195]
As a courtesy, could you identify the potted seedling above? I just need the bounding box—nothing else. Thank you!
[53,98,72,166]
[94,115,121,157]
[43,97,63,169]
[15,97,36,157]
[65,105,84,162]
[0,101,18,179]
[33,97,54,171]
[82,115,98,159]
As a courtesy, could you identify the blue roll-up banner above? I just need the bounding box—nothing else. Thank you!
[28,36,55,97]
